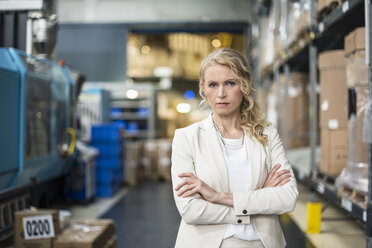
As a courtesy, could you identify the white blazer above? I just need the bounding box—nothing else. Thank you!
[171,115,298,248]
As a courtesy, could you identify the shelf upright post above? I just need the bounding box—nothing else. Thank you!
[365,0,372,247]
[283,64,290,150]
[274,66,281,131]
[309,0,318,179]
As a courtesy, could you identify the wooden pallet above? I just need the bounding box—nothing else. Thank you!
[317,1,342,23]
[339,185,367,209]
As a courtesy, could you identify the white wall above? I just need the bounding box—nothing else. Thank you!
[57,0,254,23]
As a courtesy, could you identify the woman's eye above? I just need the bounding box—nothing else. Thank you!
[208,83,217,88]
[227,81,236,86]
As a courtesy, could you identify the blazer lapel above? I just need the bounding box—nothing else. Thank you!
[245,133,262,190]
[202,115,230,193]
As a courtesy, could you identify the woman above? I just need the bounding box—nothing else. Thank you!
[171,48,298,248]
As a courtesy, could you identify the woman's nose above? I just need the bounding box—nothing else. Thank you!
[217,86,225,98]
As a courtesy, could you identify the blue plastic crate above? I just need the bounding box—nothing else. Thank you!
[96,183,118,197]
[96,157,122,169]
[136,107,149,117]
[96,168,115,184]
[91,142,122,157]
[91,124,123,142]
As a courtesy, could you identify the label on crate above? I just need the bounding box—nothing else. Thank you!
[318,23,324,33]
[341,197,352,212]
[342,1,349,13]
[316,183,325,194]
[363,210,367,222]
[23,215,55,240]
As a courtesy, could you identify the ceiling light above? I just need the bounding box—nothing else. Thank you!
[176,103,191,113]
[212,39,221,48]
[126,89,138,99]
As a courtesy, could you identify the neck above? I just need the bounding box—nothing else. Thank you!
[212,113,243,139]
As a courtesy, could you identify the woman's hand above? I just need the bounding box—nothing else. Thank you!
[175,172,219,203]
[263,164,292,188]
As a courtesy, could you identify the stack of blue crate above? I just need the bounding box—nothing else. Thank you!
[91,124,124,197]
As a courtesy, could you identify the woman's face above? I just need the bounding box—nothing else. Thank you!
[202,63,243,118]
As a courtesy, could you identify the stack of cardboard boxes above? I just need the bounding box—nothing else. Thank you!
[318,50,348,176]
[278,72,310,149]
[14,209,116,248]
[123,139,172,187]
[344,27,369,167]
[142,139,172,181]
[124,141,144,187]
[338,27,370,194]
[54,219,116,248]
[265,72,310,149]
[318,26,370,180]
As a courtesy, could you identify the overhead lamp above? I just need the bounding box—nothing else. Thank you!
[126,89,138,99]
[212,39,221,48]
[176,103,191,113]
[141,45,150,54]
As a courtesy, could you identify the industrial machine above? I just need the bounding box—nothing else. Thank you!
[0,47,77,191]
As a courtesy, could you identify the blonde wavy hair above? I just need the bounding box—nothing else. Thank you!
[199,48,269,145]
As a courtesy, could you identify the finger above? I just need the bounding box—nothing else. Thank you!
[178,172,196,179]
[181,187,200,198]
[268,164,281,177]
[175,179,191,191]
[272,169,291,179]
[277,178,291,186]
[177,184,195,196]
[273,173,292,186]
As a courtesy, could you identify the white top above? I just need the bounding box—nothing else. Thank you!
[217,136,260,241]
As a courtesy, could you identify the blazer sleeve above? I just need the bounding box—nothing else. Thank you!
[171,129,250,225]
[233,127,298,216]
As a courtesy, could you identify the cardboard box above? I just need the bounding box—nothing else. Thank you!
[124,141,143,187]
[319,50,347,129]
[279,73,310,149]
[319,69,348,129]
[318,50,345,70]
[320,129,348,176]
[14,209,60,248]
[54,219,115,248]
[157,139,172,181]
[345,50,369,88]
[103,236,117,248]
[344,27,365,56]
[142,140,159,180]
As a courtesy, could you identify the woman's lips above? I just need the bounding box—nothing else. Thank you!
[217,102,229,106]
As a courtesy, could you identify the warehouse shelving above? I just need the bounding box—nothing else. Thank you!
[83,82,158,139]
[110,85,157,139]
[256,0,372,246]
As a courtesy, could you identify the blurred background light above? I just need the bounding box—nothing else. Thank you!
[126,89,138,99]
[176,103,191,113]
[184,90,195,100]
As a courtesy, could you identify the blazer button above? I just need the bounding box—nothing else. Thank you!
[242,210,247,214]
[237,219,242,224]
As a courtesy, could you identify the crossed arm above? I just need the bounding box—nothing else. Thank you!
[175,164,291,207]
[171,128,298,225]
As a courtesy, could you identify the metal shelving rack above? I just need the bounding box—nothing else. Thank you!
[256,0,372,246]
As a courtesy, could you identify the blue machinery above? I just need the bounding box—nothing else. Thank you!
[0,48,76,193]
